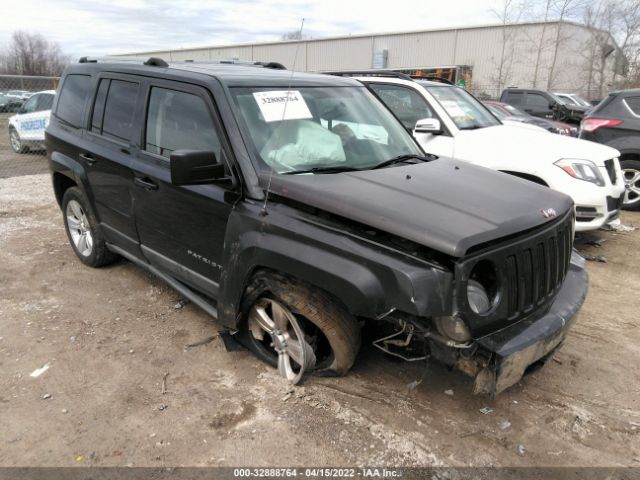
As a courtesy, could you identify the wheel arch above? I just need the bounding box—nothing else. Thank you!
[52,172,78,208]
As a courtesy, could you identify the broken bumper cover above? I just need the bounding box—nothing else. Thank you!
[474,251,588,394]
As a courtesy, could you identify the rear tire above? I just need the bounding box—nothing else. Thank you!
[9,127,28,153]
[621,159,640,211]
[239,271,361,377]
[61,187,118,267]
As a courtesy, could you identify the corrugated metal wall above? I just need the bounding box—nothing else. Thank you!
[117,22,617,96]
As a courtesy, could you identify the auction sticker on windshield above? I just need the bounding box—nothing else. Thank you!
[253,90,313,122]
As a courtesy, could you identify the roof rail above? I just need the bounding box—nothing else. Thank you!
[410,75,455,85]
[324,70,415,81]
[78,56,168,67]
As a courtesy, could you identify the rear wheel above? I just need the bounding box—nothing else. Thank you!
[239,272,361,380]
[621,159,640,211]
[9,127,28,153]
[61,187,118,267]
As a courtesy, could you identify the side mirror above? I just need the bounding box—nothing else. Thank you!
[17,107,26,114]
[413,118,442,135]
[169,150,229,186]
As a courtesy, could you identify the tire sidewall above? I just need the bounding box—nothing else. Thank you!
[9,127,25,154]
[621,159,640,211]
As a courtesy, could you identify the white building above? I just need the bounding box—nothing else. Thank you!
[118,20,625,99]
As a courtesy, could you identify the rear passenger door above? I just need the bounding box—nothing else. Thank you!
[131,80,237,297]
[83,74,142,253]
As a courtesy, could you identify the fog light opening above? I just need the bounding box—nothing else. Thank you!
[468,260,498,315]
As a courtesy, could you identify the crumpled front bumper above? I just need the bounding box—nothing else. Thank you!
[473,251,588,395]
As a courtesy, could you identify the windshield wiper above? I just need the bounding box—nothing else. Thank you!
[370,154,434,170]
[282,166,363,175]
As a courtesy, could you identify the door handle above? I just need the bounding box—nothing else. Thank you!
[134,176,159,191]
[79,153,97,166]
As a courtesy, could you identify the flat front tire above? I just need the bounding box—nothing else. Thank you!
[239,272,361,377]
[61,187,118,267]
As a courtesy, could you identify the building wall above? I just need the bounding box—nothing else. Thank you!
[117,22,618,98]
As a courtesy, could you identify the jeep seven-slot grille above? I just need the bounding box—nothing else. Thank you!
[502,221,572,319]
[604,159,617,185]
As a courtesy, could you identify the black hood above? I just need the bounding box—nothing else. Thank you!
[266,159,574,258]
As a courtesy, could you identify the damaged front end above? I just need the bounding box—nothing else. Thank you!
[374,210,588,396]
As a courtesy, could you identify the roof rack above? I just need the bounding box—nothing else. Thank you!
[78,56,286,70]
[324,70,414,81]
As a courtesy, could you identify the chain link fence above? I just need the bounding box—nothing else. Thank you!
[0,75,59,179]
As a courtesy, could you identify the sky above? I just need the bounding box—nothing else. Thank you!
[0,0,502,58]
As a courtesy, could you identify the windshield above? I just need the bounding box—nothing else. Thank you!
[427,86,500,130]
[485,104,507,119]
[501,103,528,117]
[231,86,423,174]
[572,95,591,107]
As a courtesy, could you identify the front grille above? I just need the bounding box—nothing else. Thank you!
[502,224,572,319]
[604,159,617,184]
[455,211,574,335]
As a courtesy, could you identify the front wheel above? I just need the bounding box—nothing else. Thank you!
[621,159,640,211]
[9,128,28,153]
[239,272,361,381]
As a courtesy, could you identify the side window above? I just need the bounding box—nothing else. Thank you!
[624,97,640,116]
[90,79,110,133]
[145,87,221,159]
[101,80,139,143]
[505,91,523,105]
[56,74,91,128]
[526,93,551,109]
[36,94,54,112]
[21,95,39,113]
[368,83,434,130]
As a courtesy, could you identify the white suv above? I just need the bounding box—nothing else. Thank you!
[8,90,55,153]
[346,73,624,232]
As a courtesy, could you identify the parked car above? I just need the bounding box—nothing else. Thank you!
[6,90,35,101]
[338,71,624,231]
[500,88,588,124]
[554,92,593,109]
[579,89,640,210]
[46,58,588,395]
[8,90,55,152]
[0,93,24,113]
[483,100,578,136]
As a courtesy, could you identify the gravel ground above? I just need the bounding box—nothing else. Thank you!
[1,174,639,467]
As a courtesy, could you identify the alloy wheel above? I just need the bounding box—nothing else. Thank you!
[623,168,640,207]
[247,298,316,384]
[66,200,93,257]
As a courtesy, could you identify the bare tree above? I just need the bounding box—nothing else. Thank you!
[532,0,553,87]
[0,31,69,76]
[491,0,531,93]
[546,0,584,90]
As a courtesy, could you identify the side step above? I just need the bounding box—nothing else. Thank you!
[107,243,219,320]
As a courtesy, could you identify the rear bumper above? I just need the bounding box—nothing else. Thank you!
[472,251,588,394]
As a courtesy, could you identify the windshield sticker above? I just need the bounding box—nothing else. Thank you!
[253,90,313,122]
[440,100,468,118]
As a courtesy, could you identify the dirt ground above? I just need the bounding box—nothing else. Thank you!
[1,173,639,468]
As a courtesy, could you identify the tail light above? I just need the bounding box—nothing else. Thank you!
[581,118,622,133]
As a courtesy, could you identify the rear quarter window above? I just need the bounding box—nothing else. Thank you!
[624,97,640,116]
[55,74,91,128]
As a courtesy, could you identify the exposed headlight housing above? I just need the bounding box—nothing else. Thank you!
[555,158,605,186]
[467,279,491,314]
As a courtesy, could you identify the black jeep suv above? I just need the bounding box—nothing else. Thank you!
[46,58,588,394]
[500,88,588,125]
[580,89,640,211]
